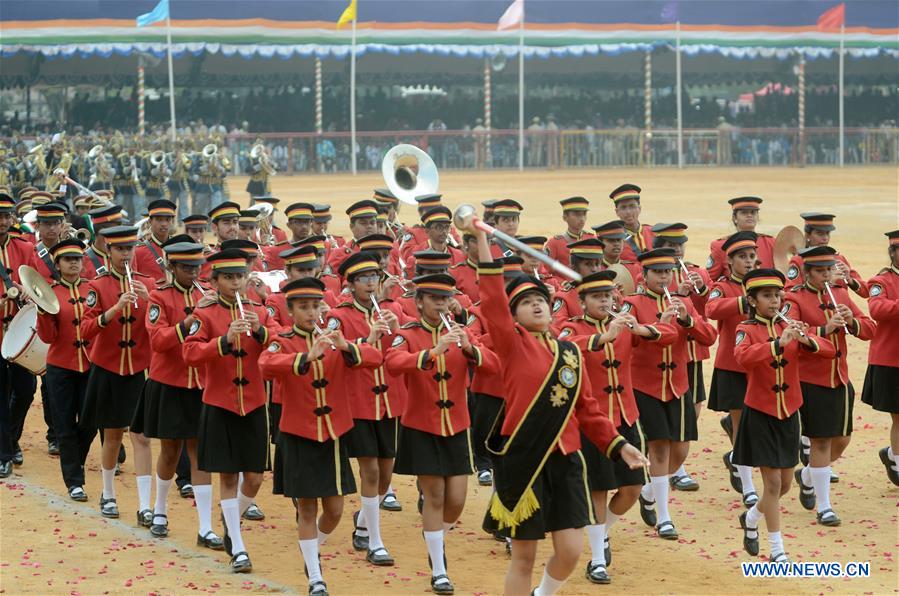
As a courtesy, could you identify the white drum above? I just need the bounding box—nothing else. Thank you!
[1,303,49,375]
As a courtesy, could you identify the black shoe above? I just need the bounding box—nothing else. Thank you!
[830,470,839,483]
[431,574,454,595]
[179,483,194,499]
[308,580,329,595]
[604,536,611,566]
[879,447,899,486]
[655,520,678,540]
[816,508,841,527]
[100,497,119,518]
[477,470,493,486]
[720,415,733,439]
[242,503,265,521]
[417,487,424,515]
[11,448,23,466]
[114,463,123,476]
[742,491,759,508]
[150,514,169,538]
[117,444,126,464]
[638,494,657,527]
[739,511,759,556]
[380,492,402,512]
[0,460,12,478]
[670,474,700,492]
[799,437,810,467]
[197,530,225,550]
[351,510,369,551]
[48,441,60,456]
[366,547,395,566]
[221,511,233,556]
[723,451,742,493]
[68,486,88,502]
[585,561,611,584]
[137,508,153,528]
[794,468,816,511]
[230,551,252,573]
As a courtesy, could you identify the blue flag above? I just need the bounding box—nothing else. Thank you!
[137,0,169,27]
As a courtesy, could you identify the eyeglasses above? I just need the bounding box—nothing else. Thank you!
[355,273,381,283]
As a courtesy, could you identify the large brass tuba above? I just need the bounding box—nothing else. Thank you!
[251,143,276,176]
[381,144,439,206]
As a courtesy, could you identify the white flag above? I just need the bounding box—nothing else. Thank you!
[497,0,524,31]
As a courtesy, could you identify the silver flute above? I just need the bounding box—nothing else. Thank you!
[824,282,849,334]
[234,291,251,336]
[314,321,337,350]
[608,306,635,329]
[775,309,807,338]
[439,311,462,347]
[677,258,700,293]
[124,262,139,310]
[370,292,392,335]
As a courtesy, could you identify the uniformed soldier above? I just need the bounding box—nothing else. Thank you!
[132,199,176,283]
[784,213,868,297]
[31,200,69,282]
[544,196,593,267]
[706,197,775,280]
[609,184,654,262]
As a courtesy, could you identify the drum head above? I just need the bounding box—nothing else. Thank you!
[1,303,38,360]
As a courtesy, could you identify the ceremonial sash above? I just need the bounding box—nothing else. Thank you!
[85,247,107,275]
[143,240,166,275]
[36,242,60,281]
[485,339,583,535]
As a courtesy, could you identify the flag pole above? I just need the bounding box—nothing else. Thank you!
[838,22,844,168]
[675,20,683,169]
[165,9,177,143]
[350,15,358,175]
[517,13,524,171]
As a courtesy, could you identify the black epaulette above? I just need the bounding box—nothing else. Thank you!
[790,285,803,292]
[96,271,112,279]
[156,282,174,290]
[570,315,586,322]
[743,318,759,325]
[877,267,890,275]
[401,290,414,299]
[400,321,422,329]
[245,300,262,306]
[561,281,576,291]
[196,302,215,309]
[716,276,728,282]
[335,302,354,309]
[278,328,297,338]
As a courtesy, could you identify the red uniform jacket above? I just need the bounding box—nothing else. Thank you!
[622,289,716,401]
[146,281,206,389]
[327,298,408,420]
[670,262,713,361]
[551,283,582,328]
[271,226,288,243]
[465,308,505,398]
[386,319,497,437]
[784,283,875,388]
[557,315,640,428]
[261,240,293,272]
[785,252,868,298]
[545,231,595,267]
[735,316,834,419]
[81,244,110,279]
[705,275,749,372]
[866,267,899,368]
[620,223,655,263]
[395,291,472,320]
[259,325,383,442]
[1,235,38,344]
[401,243,466,278]
[36,278,92,373]
[182,297,275,416]
[476,261,625,457]
[326,240,359,275]
[706,233,775,280]
[132,236,169,283]
[450,260,479,302]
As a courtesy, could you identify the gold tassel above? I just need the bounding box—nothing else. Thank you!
[489,488,541,535]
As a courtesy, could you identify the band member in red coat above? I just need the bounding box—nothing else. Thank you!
[265,245,335,329]
[261,202,315,271]
[732,269,833,563]
[470,224,647,596]
[706,231,760,505]
[31,201,68,282]
[557,271,654,584]
[35,239,95,500]
[326,200,379,274]
[551,238,604,326]
[652,223,714,492]
[80,204,125,278]
[311,204,345,269]
[784,245,875,527]
[706,197,775,280]
[784,212,868,297]
[182,214,209,246]
[449,234,480,302]
[328,252,404,566]
[400,207,465,276]
[132,199,176,283]
[864,231,899,486]
[79,225,154,522]
[259,277,383,596]
[609,184,654,262]
[625,248,717,540]
[198,202,241,281]
[249,196,288,243]
[592,220,644,288]
[142,241,223,550]
[386,273,497,594]
[182,249,276,573]
[543,196,593,267]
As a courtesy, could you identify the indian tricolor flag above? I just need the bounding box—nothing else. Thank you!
[817,3,845,31]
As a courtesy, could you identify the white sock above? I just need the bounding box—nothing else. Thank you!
[640,482,654,502]
[605,510,620,530]
[136,475,152,511]
[736,465,756,495]
[238,489,253,516]
[299,539,322,583]
[194,484,213,536]
[361,496,384,551]
[801,465,812,486]
[890,447,899,470]
[221,498,246,555]
[675,464,688,478]
[317,524,331,546]
[768,530,784,556]
[587,523,607,565]
[810,466,832,513]
[745,504,762,528]
[650,476,671,524]
[153,475,172,522]
[534,568,564,596]
[101,467,116,499]
[423,530,446,577]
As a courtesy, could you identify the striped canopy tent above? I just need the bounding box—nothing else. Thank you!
[1,0,897,85]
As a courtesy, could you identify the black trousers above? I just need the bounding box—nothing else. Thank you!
[44,365,96,488]
[41,382,56,443]
[0,358,37,462]
[175,445,192,488]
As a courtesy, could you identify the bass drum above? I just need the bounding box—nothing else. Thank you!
[1,303,49,375]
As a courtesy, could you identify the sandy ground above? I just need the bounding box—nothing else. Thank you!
[2,167,898,595]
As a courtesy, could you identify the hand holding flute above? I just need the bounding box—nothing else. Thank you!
[439,311,463,347]
[234,290,252,337]
[677,258,701,293]
[824,282,850,334]
[124,262,139,310]
[775,308,807,338]
[370,292,393,335]
[315,316,337,351]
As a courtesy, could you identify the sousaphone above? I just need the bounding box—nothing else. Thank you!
[381,144,439,206]
[773,225,805,274]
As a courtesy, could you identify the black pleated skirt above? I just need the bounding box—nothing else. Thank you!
[81,365,146,430]
[708,368,748,412]
[861,364,899,413]
[799,382,854,438]
[732,405,800,469]
[394,425,475,477]
[141,379,203,440]
[276,432,357,498]
[689,361,707,403]
[197,403,269,473]
[582,421,648,491]
[345,417,398,458]
[634,389,697,442]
